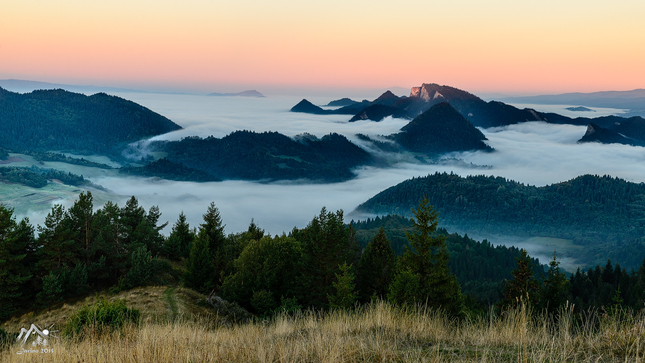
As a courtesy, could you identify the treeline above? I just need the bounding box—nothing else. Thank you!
[4,194,645,324]
[501,250,645,316]
[0,193,173,321]
[0,87,181,154]
[0,195,465,321]
[351,215,545,304]
[355,172,645,269]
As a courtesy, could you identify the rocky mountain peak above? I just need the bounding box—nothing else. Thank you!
[409,83,481,102]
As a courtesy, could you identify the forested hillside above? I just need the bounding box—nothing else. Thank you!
[354,172,645,269]
[149,131,374,182]
[0,87,181,154]
[351,215,545,304]
[4,192,645,331]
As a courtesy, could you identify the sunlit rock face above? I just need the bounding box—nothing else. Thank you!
[409,83,477,102]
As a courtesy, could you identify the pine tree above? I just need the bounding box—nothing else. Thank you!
[499,249,539,309]
[183,232,216,294]
[92,201,125,284]
[198,202,226,287]
[121,196,145,247]
[328,263,357,310]
[540,251,569,315]
[388,198,463,316]
[0,205,35,320]
[68,191,94,264]
[37,204,77,272]
[291,207,360,309]
[163,212,194,260]
[357,227,396,302]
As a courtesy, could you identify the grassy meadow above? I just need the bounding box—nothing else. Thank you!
[3,292,645,363]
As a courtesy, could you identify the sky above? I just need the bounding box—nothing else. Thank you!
[2,0,644,95]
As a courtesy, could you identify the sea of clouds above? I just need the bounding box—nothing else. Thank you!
[13,91,645,268]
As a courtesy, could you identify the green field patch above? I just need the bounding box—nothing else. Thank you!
[0,182,114,216]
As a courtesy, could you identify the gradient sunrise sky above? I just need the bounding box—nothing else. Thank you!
[2,0,644,95]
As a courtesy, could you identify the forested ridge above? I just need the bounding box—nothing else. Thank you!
[148,131,374,182]
[0,87,181,154]
[4,194,645,326]
[355,172,645,267]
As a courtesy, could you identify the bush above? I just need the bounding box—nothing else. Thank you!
[0,327,13,351]
[62,298,140,338]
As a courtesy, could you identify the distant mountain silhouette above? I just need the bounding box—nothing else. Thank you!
[393,102,492,153]
[326,98,359,107]
[567,106,595,112]
[0,87,181,154]
[290,99,329,114]
[578,123,644,146]
[290,84,550,126]
[498,89,645,118]
[207,90,265,98]
[349,104,409,122]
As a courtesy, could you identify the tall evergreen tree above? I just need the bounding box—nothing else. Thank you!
[163,212,194,260]
[291,207,360,309]
[92,201,125,284]
[121,196,145,247]
[0,205,36,320]
[387,198,463,316]
[67,191,95,264]
[328,263,357,310]
[183,231,216,294]
[356,227,396,302]
[197,202,226,287]
[539,252,569,315]
[499,249,539,309]
[37,204,77,272]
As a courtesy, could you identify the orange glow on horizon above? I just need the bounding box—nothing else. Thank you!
[1,0,644,94]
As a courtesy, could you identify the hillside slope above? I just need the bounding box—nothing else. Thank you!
[354,172,645,268]
[0,87,181,154]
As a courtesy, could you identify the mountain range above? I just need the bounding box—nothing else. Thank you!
[207,90,265,98]
[0,87,182,154]
[498,89,645,118]
[292,83,645,147]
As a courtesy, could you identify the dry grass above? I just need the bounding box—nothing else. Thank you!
[3,298,645,362]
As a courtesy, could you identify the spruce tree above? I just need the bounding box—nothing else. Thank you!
[68,191,95,264]
[0,205,35,320]
[183,234,216,294]
[499,249,539,309]
[291,207,360,309]
[163,212,194,260]
[37,204,77,272]
[328,263,357,310]
[540,252,569,315]
[387,198,463,316]
[198,202,226,286]
[357,227,396,302]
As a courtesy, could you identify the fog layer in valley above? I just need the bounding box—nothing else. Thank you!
[9,92,645,267]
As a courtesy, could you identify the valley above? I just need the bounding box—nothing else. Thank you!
[1,84,645,271]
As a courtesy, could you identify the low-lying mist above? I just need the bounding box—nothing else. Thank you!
[12,93,645,244]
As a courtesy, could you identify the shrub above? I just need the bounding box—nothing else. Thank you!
[0,327,12,351]
[62,298,140,338]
